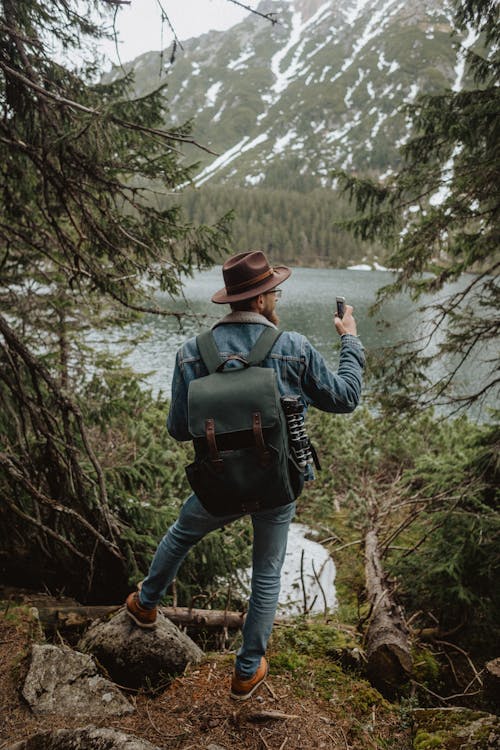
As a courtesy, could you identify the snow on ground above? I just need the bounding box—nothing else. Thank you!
[273,129,297,154]
[344,68,365,108]
[245,172,265,186]
[195,133,269,186]
[279,523,337,615]
[228,47,254,71]
[319,65,331,83]
[241,523,337,617]
[405,83,419,102]
[344,0,373,26]
[270,1,331,98]
[212,102,226,123]
[453,26,478,92]
[205,81,222,107]
[331,0,406,85]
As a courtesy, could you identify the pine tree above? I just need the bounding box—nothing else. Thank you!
[336,0,499,412]
[0,0,231,600]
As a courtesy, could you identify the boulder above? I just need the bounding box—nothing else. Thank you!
[412,707,499,750]
[6,726,159,750]
[78,607,204,689]
[484,657,500,710]
[22,644,134,716]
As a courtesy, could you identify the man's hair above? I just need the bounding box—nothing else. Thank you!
[230,297,258,312]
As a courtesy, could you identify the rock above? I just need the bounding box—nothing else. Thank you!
[207,745,228,750]
[412,707,499,750]
[5,726,159,750]
[22,644,134,716]
[484,657,500,710]
[78,607,204,690]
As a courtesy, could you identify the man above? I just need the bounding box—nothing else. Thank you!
[126,250,365,700]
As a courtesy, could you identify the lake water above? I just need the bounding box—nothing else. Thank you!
[116,266,493,417]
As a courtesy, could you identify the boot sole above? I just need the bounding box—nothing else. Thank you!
[230,662,269,700]
[125,607,157,629]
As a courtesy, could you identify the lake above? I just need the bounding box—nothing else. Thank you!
[113,266,494,418]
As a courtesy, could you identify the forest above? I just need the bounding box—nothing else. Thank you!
[176,183,379,267]
[0,0,498,748]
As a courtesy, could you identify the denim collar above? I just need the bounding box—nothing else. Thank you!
[212,311,277,329]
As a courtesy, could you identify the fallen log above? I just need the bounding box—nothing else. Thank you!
[364,526,412,696]
[34,603,247,632]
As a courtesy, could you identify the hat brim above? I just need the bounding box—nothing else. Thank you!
[211,265,292,304]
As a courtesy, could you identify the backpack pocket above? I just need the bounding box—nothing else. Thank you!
[186,446,294,516]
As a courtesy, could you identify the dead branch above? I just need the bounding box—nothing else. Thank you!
[245,711,300,722]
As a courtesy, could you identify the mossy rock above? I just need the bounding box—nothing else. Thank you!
[412,708,499,749]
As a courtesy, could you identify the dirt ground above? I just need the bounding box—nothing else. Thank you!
[0,607,409,750]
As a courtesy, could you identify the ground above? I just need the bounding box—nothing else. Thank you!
[0,603,411,750]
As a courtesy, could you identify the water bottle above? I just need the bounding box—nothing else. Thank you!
[281,395,313,470]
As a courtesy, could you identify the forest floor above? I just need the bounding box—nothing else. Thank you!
[0,600,411,750]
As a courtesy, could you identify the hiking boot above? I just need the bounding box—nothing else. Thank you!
[230,656,269,700]
[125,591,157,629]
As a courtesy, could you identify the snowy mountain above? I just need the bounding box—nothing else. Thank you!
[108,0,466,188]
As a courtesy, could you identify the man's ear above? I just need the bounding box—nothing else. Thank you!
[251,294,264,312]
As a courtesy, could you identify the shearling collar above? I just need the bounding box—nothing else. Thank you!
[212,311,277,329]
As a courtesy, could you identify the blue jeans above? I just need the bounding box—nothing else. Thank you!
[139,494,296,678]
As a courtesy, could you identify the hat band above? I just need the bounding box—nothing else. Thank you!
[226,267,274,294]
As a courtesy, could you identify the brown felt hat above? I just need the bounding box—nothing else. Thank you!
[212,251,291,304]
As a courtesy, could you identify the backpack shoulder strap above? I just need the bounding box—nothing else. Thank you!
[247,327,282,366]
[196,330,222,374]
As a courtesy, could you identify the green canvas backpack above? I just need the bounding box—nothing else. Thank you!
[185,327,304,516]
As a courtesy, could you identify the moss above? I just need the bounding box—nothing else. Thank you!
[0,603,44,643]
[413,730,447,749]
[271,650,308,674]
[271,618,359,658]
[411,645,442,690]
[412,708,499,749]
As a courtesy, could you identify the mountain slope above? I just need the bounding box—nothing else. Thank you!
[108,0,466,188]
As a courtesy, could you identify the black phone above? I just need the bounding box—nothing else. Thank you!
[336,296,346,319]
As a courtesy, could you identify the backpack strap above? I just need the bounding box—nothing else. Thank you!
[196,330,222,374]
[247,327,282,366]
[197,326,281,373]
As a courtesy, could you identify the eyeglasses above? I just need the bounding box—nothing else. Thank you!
[264,288,282,299]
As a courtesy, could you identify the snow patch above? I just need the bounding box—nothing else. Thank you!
[332,0,406,85]
[405,83,419,102]
[245,172,265,186]
[195,133,269,186]
[319,65,331,83]
[344,0,373,26]
[228,47,254,71]
[270,1,331,99]
[205,81,222,107]
[453,26,478,92]
[212,102,226,123]
[273,129,297,154]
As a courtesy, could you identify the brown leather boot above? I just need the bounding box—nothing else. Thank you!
[230,656,269,700]
[125,591,157,628]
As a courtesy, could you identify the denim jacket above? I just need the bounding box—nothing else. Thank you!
[167,311,365,448]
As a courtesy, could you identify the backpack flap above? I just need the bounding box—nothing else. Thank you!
[187,366,280,438]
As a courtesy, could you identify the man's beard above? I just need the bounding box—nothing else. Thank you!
[264,308,280,326]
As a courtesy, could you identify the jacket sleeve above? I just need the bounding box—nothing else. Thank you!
[301,334,365,413]
[166,351,191,441]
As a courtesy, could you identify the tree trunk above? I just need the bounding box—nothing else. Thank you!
[364,527,412,695]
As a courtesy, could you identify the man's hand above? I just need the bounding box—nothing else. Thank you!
[334,304,357,336]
